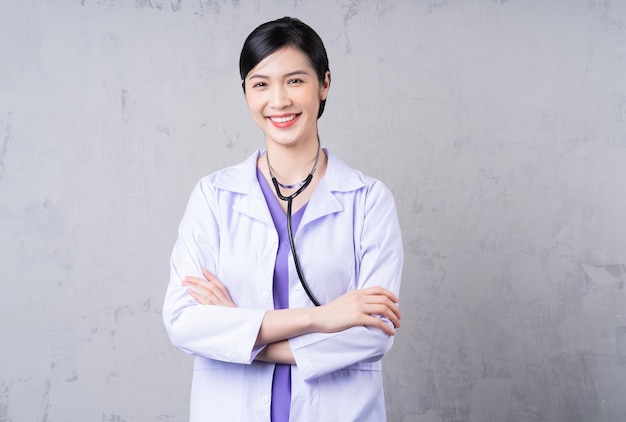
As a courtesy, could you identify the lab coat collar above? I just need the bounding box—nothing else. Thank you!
[212,149,366,226]
[302,149,366,227]
[212,152,260,194]
[212,152,272,226]
[322,150,366,193]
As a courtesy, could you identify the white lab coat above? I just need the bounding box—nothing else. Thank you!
[163,149,403,421]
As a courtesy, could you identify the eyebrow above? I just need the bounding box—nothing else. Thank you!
[247,69,311,81]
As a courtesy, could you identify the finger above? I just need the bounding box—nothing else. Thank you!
[361,298,401,328]
[184,274,231,305]
[363,315,396,336]
[182,278,204,296]
[376,288,399,304]
[203,284,232,306]
[183,276,222,304]
[362,294,401,319]
[204,281,233,305]
[362,286,399,303]
[339,291,400,330]
[182,276,208,288]
[202,270,237,307]
[202,269,231,299]
[187,287,215,305]
[202,269,221,284]
[372,304,401,329]
[187,284,230,306]
[383,300,401,323]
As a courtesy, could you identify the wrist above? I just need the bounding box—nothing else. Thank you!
[308,304,325,333]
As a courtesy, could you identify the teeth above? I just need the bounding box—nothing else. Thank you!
[270,115,297,123]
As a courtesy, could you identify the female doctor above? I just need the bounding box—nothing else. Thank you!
[163,17,404,422]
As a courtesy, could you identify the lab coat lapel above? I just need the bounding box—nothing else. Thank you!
[300,150,365,228]
[233,189,274,228]
[300,184,343,227]
[213,150,275,228]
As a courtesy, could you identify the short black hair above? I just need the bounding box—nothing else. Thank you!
[239,17,330,118]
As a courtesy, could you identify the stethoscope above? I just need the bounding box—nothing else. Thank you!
[266,141,322,306]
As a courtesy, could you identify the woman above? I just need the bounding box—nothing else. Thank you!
[163,17,403,421]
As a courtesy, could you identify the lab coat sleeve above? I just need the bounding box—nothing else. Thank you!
[289,180,404,381]
[162,179,267,364]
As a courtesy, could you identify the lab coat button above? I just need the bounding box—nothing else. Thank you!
[262,395,270,404]
[262,290,270,299]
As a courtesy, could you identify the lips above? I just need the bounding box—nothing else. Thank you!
[267,113,300,128]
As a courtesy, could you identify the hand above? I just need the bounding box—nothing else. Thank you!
[315,286,401,336]
[182,269,236,307]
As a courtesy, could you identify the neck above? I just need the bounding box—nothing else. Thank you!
[265,138,321,185]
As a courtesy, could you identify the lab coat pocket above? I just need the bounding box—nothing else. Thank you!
[316,365,386,422]
[189,357,245,422]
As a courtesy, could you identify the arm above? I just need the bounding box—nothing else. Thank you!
[183,272,400,359]
[288,181,404,380]
[254,286,401,365]
[255,341,294,364]
[181,179,403,375]
[167,175,402,370]
[162,180,267,364]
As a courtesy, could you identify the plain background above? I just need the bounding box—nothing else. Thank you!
[1,1,626,421]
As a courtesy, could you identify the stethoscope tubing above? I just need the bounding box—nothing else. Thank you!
[271,175,321,307]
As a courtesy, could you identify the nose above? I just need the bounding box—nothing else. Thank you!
[269,85,291,109]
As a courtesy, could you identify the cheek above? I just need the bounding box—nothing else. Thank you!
[296,89,320,109]
[245,98,268,127]
[245,96,263,115]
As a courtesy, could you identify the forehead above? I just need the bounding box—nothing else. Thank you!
[247,46,314,78]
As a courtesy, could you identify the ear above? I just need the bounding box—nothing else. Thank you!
[320,71,331,100]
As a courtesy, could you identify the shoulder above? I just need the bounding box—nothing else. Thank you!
[194,150,260,195]
[325,150,394,200]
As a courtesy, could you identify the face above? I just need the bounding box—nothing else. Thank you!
[243,46,330,149]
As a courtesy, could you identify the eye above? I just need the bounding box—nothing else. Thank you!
[252,81,267,88]
[287,78,303,85]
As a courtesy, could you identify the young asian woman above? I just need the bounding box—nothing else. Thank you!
[163,17,404,422]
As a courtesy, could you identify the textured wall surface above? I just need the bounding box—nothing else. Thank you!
[1,1,625,421]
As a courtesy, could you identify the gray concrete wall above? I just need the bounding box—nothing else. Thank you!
[1,1,625,421]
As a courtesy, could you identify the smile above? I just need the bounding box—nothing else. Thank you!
[268,114,299,123]
[267,113,300,128]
